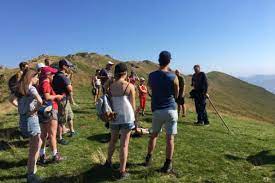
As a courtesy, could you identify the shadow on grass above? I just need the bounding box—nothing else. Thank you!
[73,109,92,114]
[43,162,146,183]
[0,159,27,169]
[246,150,275,166]
[43,164,116,183]
[0,174,26,182]
[0,127,23,139]
[0,140,29,151]
[87,133,110,143]
[225,154,244,161]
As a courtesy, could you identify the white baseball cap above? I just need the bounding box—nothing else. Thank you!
[36,63,45,70]
[107,61,114,65]
[140,77,145,81]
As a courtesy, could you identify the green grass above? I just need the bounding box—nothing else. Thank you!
[0,85,274,183]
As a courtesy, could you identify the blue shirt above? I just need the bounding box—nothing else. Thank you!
[149,70,177,112]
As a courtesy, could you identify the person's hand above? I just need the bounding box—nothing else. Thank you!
[56,95,64,101]
[205,93,210,99]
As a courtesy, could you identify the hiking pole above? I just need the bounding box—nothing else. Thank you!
[208,97,233,134]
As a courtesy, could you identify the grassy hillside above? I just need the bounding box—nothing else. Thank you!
[0,84,274,183]
[1,52,275,124]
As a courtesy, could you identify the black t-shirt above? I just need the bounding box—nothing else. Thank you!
[99,68,112,84]
[191,72,208,94]
[52,71,71,95]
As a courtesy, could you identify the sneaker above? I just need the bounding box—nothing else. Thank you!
[160,161,173,173]
[103,160,113,169]
[204,121,210,126]
[57,138,69,145]
[144,154,152,167]
[68,131,77,137]
[119,172,130,180]
[38,154,47,165]
[27,174,41,183]
[52,153,64,163]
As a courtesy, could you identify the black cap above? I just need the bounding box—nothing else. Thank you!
[59,59,73,68]
[158,51,171,66]
[115,63,128,75]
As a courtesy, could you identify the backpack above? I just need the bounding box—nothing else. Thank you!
[95,95,116,123]
[8,73,19,94]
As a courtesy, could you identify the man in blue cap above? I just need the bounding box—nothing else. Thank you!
[144,51,179,173]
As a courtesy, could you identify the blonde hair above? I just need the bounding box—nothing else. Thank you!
[17,69,38,96]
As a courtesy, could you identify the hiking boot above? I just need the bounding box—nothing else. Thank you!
[57,138,69,145]
[144,154,152,167]
[38,154,47,165]
[204,121,210,126]
[52,152,64,163]
[27,173,41,183]
[68,131,77,137]
[194,121,204,126]
[119,172,130,180]
[160,161,173,173]
[104,160,113,169]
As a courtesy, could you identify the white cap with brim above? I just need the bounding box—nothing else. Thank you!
[36,63,45,70]
[140,77,145,81]
[108,61,114,65]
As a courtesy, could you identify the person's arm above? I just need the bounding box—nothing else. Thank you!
[103,79,112,95]
[33,93,43,106]
[9,94,18,107]
[202,73,209,97]
[174,76,179,99]
[66,84,73,93]
[44,93,64,101]
[129,84,136,112]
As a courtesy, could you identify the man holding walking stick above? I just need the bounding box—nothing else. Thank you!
[191,65,210,126]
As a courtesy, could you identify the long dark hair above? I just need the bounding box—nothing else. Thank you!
[17,69,38,96]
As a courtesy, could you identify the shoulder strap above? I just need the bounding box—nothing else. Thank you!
[123,83,130,96]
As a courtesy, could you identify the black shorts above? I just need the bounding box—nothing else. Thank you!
[177,97,185,105]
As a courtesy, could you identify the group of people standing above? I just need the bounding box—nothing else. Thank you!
[89,51,209,179]
[8,51,210,182]
[9,59,77,183]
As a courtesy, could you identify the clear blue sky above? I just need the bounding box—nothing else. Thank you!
[0,0,274,76]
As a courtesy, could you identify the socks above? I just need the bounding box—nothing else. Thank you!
[165,159,172,164]
[39,148,46,156]
[52,149,58,156]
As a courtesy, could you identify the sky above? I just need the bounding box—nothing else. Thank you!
[0,0,274,76]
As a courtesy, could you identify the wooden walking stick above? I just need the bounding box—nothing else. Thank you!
[208,97,233,134]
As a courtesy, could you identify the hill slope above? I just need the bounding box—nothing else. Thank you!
[0,79,274,183]
[1,52,275,123]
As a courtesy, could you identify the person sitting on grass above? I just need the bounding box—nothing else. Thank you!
[104,63,136,179]
[9,69,43,183]
[144,51,179,173]
[38,66,64,164]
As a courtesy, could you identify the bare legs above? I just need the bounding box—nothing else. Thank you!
[147,133,175,160]
[107,129,131,173]
[27,134,42,174]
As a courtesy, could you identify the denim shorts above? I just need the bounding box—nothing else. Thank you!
[152,109,178,135]
[19,114,41,137]
[110,122,135,131]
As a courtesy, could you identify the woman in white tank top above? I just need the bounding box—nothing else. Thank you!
[104,63,136,179]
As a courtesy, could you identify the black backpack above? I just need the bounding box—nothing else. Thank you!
[8,74,19,94]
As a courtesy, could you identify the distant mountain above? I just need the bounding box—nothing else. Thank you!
[240,75,275,94]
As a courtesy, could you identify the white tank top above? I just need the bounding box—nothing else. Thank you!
[95,76,101,86]
[111,93,135,124]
